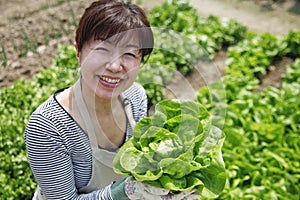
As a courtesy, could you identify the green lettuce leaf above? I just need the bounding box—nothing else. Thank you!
[113,99,226,197]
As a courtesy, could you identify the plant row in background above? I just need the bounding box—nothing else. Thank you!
[224,31,300,102]
[0,0,299,199]
[197,30,300,199]
[142,0,247,107]
[0,45,78,199]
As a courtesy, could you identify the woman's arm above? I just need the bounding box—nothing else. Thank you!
[25,113,113,200]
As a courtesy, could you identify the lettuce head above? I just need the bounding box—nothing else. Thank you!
[113,99,226,198]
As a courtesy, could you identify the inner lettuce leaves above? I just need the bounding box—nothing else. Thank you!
[113,99,226,198]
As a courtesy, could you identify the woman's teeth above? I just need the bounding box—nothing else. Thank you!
[101,76,120,84]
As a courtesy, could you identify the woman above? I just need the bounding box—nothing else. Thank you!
[25,0,200,199]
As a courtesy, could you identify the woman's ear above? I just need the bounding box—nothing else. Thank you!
[74,42,80,63]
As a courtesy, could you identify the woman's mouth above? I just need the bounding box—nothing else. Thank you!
[98,75,121,88]
[100,76,120,84]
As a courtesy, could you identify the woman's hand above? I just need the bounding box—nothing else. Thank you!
[124,177,201,200]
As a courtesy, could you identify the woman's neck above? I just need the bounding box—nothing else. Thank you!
[80,82,121,117]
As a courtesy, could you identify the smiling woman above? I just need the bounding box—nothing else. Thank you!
[78,32,144,99]
[24,0,154,199]
[74,0,154,61]
[24,0,200,200]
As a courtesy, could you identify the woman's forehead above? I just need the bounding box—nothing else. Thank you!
[93,33,140,49]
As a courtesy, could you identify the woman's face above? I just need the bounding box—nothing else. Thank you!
[77,35,142,99]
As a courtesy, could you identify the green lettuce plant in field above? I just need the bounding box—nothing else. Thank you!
[0,45,78,200]
[136,0,248,108]
[150,0,247,60]
[197,34,300,199]
[1,0,299,198]
[114,99,226,198]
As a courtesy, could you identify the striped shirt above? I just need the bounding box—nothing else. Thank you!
[24,82,147,200]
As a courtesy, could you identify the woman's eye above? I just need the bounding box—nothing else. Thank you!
[124,52,137,58]
[95,47,109,52]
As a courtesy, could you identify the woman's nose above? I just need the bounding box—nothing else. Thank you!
[106,56,123,72]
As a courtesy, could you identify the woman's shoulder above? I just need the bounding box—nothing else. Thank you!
[30,88,69,120]
[122,82,146,99]
[33,95,57,113]
[25,89,80,145]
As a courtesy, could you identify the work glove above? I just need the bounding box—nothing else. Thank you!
[112,177,201,200]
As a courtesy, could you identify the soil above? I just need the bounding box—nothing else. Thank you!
[0,0,299,95]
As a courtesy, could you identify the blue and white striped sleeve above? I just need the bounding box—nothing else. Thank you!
[24,112,113,200]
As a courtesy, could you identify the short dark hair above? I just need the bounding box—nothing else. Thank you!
[75,0,154,61]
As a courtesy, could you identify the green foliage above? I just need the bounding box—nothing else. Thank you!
[281,31,300,58]
[114,99,226,198]
[195,15,247,58]
[0,45,78,199]
[137,65,162,107]
[137,28,206,107]
[282,58,300,84]
[197,31,300,199]
[217,83,300,200]
[226,32,278,77]
[2,0,299,199]
[143,0,247,106]
[0,40,7,67]
[153,29,205,75]
[149,0,200,34]
[224,30,300,102]
[150,0,247,60]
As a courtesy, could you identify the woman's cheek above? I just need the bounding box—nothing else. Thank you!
[81,55,105,72]
[128,64,140,78]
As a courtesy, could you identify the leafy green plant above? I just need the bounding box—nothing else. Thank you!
[20,27,37,56]
[2,1,299,198]
[223,31,299,101]
[195,15,247,58]
[143,0,248,107]
[149,0,200,34]
[137,64,165,108]
[226,32,275,77]
[197,35,300,199]
[281,31,300,58]
[67,0,78,27]
[0,45,78,199]
[153,28,205,75]
[282,58,300,84]
[114,99,226,198]
[220,84,300,199]
[150,1,247,59]
[0,40,7,67]
[137,28,206,107]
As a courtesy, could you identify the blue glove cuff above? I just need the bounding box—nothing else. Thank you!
[110,178,128,200]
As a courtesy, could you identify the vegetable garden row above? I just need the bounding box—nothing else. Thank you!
[0,0,299,199]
